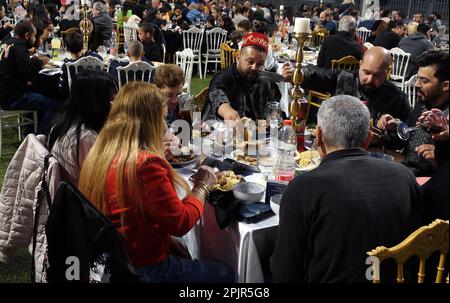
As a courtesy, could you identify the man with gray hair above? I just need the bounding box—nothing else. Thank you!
[317,15,363,69]
[92,2,112,44]
[270,95,420,282]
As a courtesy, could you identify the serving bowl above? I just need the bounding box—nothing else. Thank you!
[233,182,266,204]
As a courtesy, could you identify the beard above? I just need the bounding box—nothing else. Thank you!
[417,88,441,109]
[243,70,259,83]
[25,38,34,49]
[361,83,377,94]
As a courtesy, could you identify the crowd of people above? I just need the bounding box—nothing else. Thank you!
[0,0,448,284]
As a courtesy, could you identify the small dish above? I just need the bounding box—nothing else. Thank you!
[233,182,266,204]
[270,193,283,216]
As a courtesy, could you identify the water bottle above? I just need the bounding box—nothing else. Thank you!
[50,35,62,59]
[275,120,297,181]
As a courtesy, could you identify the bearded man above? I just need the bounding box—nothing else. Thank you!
[300,46,411,124]
[201,32,292,121]
[377,49,449,176]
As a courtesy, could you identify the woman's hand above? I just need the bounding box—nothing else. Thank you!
[163,133,181,160]
[191,165,217,190]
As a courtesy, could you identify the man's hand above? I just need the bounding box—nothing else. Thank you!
[377,114,398,131]
[417,109,449,141]
[218,103,240,121]
[416,144,436,161]
[28,47,36,55]
[416,144,437,168]
[1,44,11,59]
[281,62,294,82]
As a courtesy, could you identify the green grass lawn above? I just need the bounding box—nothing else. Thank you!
[0,76,212,283]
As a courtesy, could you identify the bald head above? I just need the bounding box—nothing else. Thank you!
[339,16,356,32]
[362,47,391,70]
[358,47,391,93]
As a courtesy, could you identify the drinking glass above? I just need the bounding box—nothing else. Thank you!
[265,101,282,126]
[304,128,317,150]
[97,45,107,58]
[178,94,193,126]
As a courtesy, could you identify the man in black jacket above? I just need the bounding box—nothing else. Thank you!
[92,2,112,46]
[138,22,163,62]
[377,50,449,177]
[317,15,363,69]
[201,32,292,121]
[270,95,421,283]
[398,23,433,79]
[0,20,59,135]
[302,46,410,123]
[373,20,406,50]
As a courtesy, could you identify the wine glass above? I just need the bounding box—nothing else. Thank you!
[396,112,446,141]
[304,128,317,151]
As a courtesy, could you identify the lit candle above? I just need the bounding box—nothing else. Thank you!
[81,0,89,6]
[294,17,310,33]
[279,5,284,11]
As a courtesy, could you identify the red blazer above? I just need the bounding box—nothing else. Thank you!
[105,151,203,268]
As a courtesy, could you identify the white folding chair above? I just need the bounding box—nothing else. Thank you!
[123,24,137,51]
[182,27,204,79]
[356,27,371,43]
[65,56,105,91]
[389,47,411,90]
[0,107,38,156]
[202,27,227,77]
[175,48,195,96]
[363,42,374,49]
[116,61,155,88]
[402,74,417,108]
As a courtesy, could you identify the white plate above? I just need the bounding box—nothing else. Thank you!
[39,68,61,76]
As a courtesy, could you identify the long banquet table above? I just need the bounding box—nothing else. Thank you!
[176,166,279,283]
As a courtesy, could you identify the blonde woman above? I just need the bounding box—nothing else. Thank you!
[79,82,234,283]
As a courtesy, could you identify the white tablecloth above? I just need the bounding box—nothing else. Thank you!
[176,167,279,283]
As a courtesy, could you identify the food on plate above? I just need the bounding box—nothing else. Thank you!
[212,171,242,191]
[296,150,320,168]
[170,146,195,163]
[235,153,257,165]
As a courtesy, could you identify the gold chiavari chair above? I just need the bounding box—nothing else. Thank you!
[367,219,449,283]
[220,42,238,70]
[331,55,360,72]
[311,28,329,47]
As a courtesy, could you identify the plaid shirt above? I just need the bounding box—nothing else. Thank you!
[186,9,206,24]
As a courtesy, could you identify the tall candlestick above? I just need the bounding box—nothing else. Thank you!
[294,18,310,33]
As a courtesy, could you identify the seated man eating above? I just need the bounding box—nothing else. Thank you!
[201,32,292,122]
